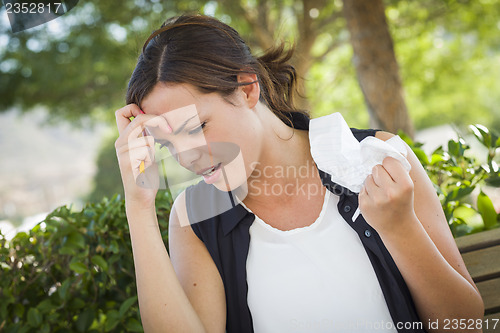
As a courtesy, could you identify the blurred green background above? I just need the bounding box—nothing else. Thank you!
[1,1,500,331]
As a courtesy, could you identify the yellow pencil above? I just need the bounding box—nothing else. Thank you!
[129,110,148,174]
[139,128,148,174]
[129,113,148,174]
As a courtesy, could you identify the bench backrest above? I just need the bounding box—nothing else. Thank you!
[455,228,500,333]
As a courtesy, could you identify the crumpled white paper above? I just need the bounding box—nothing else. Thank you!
[309,113,411,193]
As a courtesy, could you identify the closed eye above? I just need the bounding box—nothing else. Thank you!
[188,121,206,135]
[155,121,206,148]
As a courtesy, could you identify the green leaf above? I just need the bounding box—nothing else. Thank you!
[0,302,7,321]
[447,140,459,157]
[477,191,498,229]
[40,323,51,333]
[485,174,500,187]
[104,310,120,332]
[91,255,108,272]
[27,307,43,327]
[37,299,55,313]
[119,296,138,318]
[109,240,119,254]
[430,153,445,165]
[13,303,24,318]
[445,186,475,202]
[471,124,492,148]
[412,147,429,165]
[76,308,95,333]
[58,279,71,300]
[59,245,78,256]
[451,219,474,238]
[469,125,484,144]
[18,325,31,333]
[125,318,144,332]
[453,205,484,230]
[68,298,86,310]
[69,261,88,274]
[66,231,86,249]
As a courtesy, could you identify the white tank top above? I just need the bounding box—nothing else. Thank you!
[243,190,397,332]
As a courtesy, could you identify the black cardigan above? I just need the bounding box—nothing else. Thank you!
[185,112,425,333]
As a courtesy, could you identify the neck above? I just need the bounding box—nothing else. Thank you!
[242,105,320,206]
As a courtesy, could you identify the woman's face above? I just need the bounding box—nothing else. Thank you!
[140,82,264,193]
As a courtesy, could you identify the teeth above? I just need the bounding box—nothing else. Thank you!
[202,165,217,176]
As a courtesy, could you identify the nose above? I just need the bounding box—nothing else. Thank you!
[175,146,202,170]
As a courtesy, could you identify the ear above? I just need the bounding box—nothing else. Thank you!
[237,73,260,109]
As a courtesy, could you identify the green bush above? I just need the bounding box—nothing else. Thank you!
[0,191,172,332]
[401,124,500,237]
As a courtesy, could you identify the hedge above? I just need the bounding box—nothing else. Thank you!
[0,192,172,332]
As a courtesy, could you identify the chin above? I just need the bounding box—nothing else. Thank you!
[211,151,250,194]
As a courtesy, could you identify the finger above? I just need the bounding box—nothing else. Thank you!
[129,145,155,179]
[115,104,143,135]
[359,183,368,198]
[117,136,156,155]
[382,157,411,184]
[127,114,172,142]
[371,164,394,187]
[363,174,375,197]
[144,115,172,136]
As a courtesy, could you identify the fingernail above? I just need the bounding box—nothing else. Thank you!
[139,110,145,114]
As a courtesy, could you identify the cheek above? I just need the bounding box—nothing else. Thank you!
[208,113,263,166]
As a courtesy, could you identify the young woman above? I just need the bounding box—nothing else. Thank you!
[114,14,484,333]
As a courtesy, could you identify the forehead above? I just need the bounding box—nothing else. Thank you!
[142,83,204,122]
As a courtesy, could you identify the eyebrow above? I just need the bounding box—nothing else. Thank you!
[173,115,198,135]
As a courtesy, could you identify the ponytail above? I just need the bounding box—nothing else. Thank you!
[256,43,309,128]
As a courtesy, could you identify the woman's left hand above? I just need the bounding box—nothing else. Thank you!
[359,156,417,235]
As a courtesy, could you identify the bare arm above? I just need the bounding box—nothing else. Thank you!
[126,204,207,332]
[359,131,484,333]
[114,104,225,332]
[168,191,227,332]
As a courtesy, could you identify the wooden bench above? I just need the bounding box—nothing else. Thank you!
[455,227,500,333]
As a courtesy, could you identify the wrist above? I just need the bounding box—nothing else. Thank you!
[125,200,157,223]
[125,196,156,212]
[377,212,421,241]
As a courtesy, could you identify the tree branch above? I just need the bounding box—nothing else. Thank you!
[312,38,348,62]
[219,0,275,50]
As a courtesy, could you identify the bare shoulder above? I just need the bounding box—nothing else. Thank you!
[374,130,395,141]
[169,190,190,229]
[169,190,227,332]
[375,130,425,174]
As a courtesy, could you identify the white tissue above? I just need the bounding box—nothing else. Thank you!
[309,113,411,193]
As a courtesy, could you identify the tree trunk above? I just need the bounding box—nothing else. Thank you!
[343,0,414,137]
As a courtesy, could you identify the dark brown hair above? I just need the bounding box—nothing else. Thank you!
[126,14,309,126]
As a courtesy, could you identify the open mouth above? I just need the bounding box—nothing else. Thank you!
[198,162,222,177]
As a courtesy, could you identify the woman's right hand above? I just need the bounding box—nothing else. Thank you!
[114,104,172,209]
